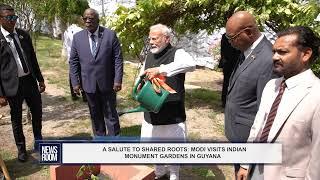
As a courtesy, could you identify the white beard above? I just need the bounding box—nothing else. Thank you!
[150,44,168,54]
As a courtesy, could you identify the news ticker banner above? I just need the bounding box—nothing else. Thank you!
[39,142,282,164]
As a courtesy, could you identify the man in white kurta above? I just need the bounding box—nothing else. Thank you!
[140,24,196,180]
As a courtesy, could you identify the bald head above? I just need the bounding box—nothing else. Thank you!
[225,11,261,51]
[227,11,257,30]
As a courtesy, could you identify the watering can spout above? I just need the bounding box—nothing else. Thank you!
[118,106,148,116]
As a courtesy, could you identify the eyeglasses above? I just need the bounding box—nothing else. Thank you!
[148,35,168,42]
[226,27,251,41]
[82,17,95,21]
[1,15,18,21]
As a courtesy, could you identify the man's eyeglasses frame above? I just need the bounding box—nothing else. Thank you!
[226,27,252,41]
[82,17,96,21]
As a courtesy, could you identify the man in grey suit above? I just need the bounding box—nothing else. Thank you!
[224,11,275,174]
[69,8,123,136]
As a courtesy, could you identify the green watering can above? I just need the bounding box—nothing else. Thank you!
[118,75,170,116]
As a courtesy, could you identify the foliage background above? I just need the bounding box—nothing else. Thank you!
[106,0,320,74]
[0,0,88,35]
[0,0,319,74]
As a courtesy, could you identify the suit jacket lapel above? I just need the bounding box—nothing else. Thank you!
[16,30,27,52]
[228,53,256,92]
[0,31,16,59]
[94,26,104,58]
[15,30,31,70]
[227,37,267,93]
[268,79,313,142]
[0,30,6,43]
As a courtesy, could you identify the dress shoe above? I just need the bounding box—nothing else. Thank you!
[33,137,43,152]
[34,139,43,152]
[33,143,39,152]
[18,151,28,162]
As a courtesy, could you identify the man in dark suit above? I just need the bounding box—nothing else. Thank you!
[69,8,123,136]
[0,4,45,162]
[218,33,241,107]
[224,11,275,175]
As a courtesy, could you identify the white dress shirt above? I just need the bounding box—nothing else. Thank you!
[1,26,29,77]
[244,34,265,59]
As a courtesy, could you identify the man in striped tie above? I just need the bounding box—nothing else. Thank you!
[69,8,123,136]
[237,26,320,180]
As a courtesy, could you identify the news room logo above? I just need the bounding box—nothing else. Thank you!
[39,143,61,164]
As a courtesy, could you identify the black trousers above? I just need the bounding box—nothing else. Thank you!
[85,86,120,136]
[7,75,42,152]
[221,70,233,108]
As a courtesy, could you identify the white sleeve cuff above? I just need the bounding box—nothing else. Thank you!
[158,65,167,75]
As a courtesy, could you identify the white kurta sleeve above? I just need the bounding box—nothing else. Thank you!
[158,49,196,77]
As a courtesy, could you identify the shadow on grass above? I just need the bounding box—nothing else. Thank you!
[1,150,45,179]
[45,133,93,140]
[185,89,224,113]
[39,92,89,122]
[44,126,140,141]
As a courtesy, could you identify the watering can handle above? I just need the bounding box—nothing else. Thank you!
[132,75,146,97]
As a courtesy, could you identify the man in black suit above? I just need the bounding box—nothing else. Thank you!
[218,33,241,107]
[0,4,45,162]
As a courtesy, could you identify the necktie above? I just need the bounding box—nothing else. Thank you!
[90,34,97,56]
[238,53,245,66]
[229,53,245,83]
[260,81,286,142]
[9,33,28,73]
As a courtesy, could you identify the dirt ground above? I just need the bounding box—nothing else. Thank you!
[0,68,234,179]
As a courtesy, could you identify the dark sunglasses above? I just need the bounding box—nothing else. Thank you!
[1,15,19,21]
[82,17,95,21]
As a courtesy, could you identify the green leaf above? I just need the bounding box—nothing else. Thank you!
[127,13,136,20]
[284,9,291,15]
[206,169,215,178]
